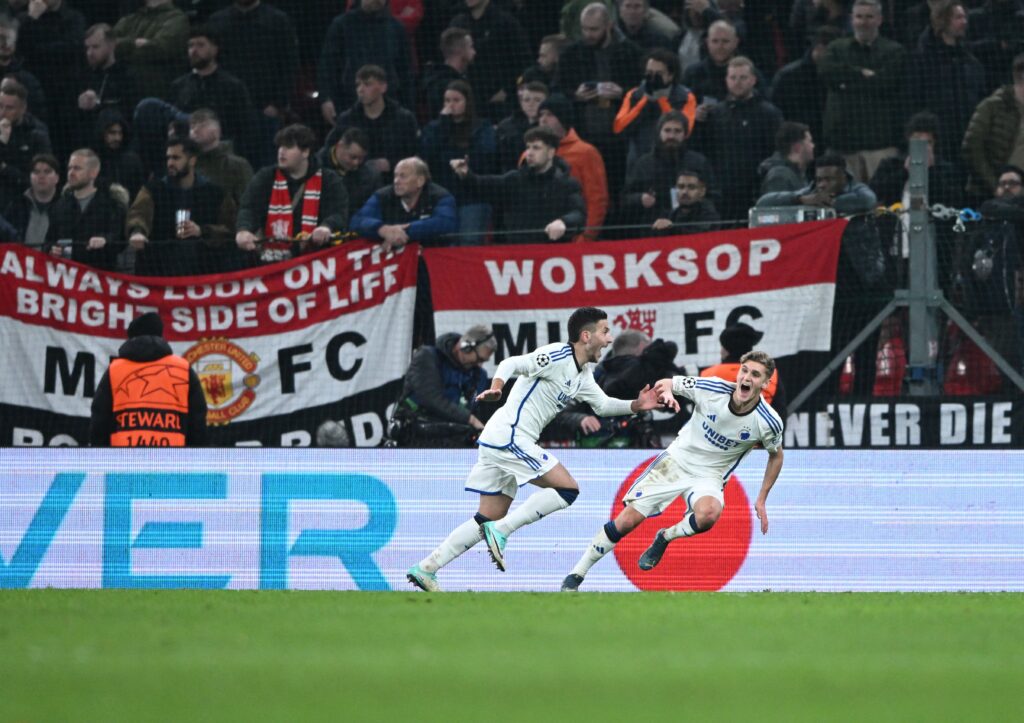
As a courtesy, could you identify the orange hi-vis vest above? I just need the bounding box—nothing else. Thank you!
[700,362,779,405]
[109,355,191,446]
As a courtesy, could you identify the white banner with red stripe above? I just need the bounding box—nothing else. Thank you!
[0,242,418,445]
[423,221,846,369]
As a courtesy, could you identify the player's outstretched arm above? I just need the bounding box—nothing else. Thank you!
[653,378,679,411]
[630,384,670,413]
[754,448,784,535]
[476,378,505,403]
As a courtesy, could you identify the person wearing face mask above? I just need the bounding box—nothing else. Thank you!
[614,48,697,168]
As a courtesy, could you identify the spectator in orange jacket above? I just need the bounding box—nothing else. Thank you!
[613,48,697,168]
[537,93,607,240]
[701,322,786,417]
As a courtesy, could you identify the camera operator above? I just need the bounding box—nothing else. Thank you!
[389,325,496,447]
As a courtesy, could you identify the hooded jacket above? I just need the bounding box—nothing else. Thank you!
[90,334,207,447]
[400,332,490,425]
[758,152,808,195]
[95,108,145,201]
[756,167,877,215]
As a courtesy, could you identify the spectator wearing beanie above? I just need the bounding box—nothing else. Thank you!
[536,93,608,240]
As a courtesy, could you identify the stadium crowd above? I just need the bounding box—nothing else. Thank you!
[2,0,1023,400]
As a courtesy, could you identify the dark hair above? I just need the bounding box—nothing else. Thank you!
[644,48,680,80]
[813,26,842,48]
[188,25,219,46]
[356,64,387,84]
[657,110,689,136]
[929,0,963,35]
[540,34,570,53]
[0,78,27,101]
[904,111,939,141]
[339,126,370,150]
[997,164,1024,182]
[167,135,200,157]
[440,27,471,58]
[523,125,560,149]
[85,23,113,42]
[776,121,810,154]
[815,152,847,171]
[444,80,477,147]
[274,123,318,151]
[1012,53,1024,83]
[568,307,607,342]
[189,107,220,126]
[31,152,60,174]
[677,167,706,184]
[521,81,549,96]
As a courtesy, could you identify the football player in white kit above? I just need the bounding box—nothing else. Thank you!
[407,307,665,592]
[561,350,784,591]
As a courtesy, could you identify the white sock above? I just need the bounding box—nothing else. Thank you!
[418,518,484,573]
[570,527,616,577]
[663,513,703,541]
[494,488,570,536]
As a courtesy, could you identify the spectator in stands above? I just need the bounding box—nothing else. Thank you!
[650,168,720,235]
[422,27,475,120]
[94,108,145,202]
[206,0,299,162]
[317,126,381,217]
[614,48,697,168]
[702,322,785,415]
[127,136,236,276]
[496,81,547,171]
[871,111,963,211]
[189,108,253,205]
[16,0,84,153]
[968,1,1024,93]
[170,27,256,160]
[5,152,58,246]
[537,92,607,239]
[350,155,458,251]
[0,79,51,208]
[78,24,136,133]
[521,33,568,91]
[449,126,586,244]
[235,124,348,256]
[0,15,48,125]
[90,311,207,447]
[818,0,905,183]
[332,64,420,177]
[449,0,532,121]
[789,0,847,58]
[907,0,985,167]
[393,324,496,440]
[616,0,677,51]
[676,0,722,74]
[694,56,781,221]
[759,121,815,195]
[622,110,716,228]
[420,80,497,245]
[963,53,1024,200]
[770,26,839,148]
[318,0,414,125]
[46,147,124,270]
[757,152,877,214]
[112,0,189,101]
[682,20,765,105]
[557,2,641,195]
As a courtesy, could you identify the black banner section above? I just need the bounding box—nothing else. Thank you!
[784,398,1023,448]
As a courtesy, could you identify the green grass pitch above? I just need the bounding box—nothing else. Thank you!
[2,590,1022,722]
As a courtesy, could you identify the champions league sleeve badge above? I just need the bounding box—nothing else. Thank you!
[535,352,550,367]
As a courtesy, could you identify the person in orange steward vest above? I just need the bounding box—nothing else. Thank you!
[701,322,786,417]
[89,312,207,447]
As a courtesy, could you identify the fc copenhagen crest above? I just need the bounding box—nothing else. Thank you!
[184,338,261,425]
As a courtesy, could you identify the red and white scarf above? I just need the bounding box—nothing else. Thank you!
[265,169,322,239]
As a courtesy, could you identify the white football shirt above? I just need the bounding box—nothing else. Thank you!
[478,342,635,449]
[667,375,784,480]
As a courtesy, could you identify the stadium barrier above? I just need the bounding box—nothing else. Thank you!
[3,448,1022,592]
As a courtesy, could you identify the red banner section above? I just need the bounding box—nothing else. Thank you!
[0,242,418,340]
[423,220,845,311]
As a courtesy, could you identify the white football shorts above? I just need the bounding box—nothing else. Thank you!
[622,451,725,518]
[464,441,559,497]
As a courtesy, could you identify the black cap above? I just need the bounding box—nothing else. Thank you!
[127,312,164,339]
[719,323,758,358]
[538,93,574,131]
